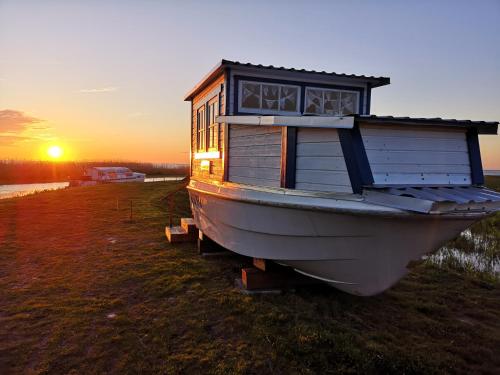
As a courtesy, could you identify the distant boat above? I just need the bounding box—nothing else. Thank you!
[69,167,145,186]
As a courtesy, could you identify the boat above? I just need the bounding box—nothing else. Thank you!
[183,59,500,296]
[69,166,146,186]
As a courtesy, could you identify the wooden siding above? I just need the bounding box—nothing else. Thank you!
[295,128,352,193]
[228,125,281,187]
[191,74,225,182]
[360,124,472,185]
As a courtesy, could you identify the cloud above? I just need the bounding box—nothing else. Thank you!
[0,109,43,132]
[79,87,118,93]
[0,134,32,145]
[0,109,52,146]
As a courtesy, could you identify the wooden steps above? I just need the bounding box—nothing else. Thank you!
[165,218,198,243]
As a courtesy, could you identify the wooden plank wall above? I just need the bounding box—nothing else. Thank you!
[360,124,472,185]
[191,74,225,182]
[295,128,352,193]
[228,125,282,187]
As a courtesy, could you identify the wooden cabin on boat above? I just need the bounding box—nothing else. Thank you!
[181,60,499,296]
[185,59,496,194]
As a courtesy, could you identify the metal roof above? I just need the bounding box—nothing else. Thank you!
[184,59,391,101]
[364,186,500,213]
[384,186,500,204]
[354,115,498,134]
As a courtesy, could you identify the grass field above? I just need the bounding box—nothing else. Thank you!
[0,180,499,374]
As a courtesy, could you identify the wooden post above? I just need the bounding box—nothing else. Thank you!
[129,200,133,221]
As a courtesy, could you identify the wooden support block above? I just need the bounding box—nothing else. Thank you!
[197,231,226,254]
[241,266,321,291]
[242,267,286,290]
[253,258,267,271]
[252,258,280,272]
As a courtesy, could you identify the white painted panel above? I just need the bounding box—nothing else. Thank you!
[230,125,281,138]
[370,163,471,174]
[297,128,340,142]
[296,156,347,171]
[361,125,465,139]
[229,166,280,180]
[365,150,470,165]
[229,133,281,147]
[363,137,468,152]
[360,124,471,186]
[228,124,282,187]
[295,182,352,193]
[372,173,472,185]
[296,170,351,186]
[295,128,352,193]
[296,142,344,157]
[230,144,282,157]
[220,115,354,129]
[230,156,281,168]
[229,175,281,188]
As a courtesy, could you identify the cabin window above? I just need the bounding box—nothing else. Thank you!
[239,81,300,114]
[197,106,206,151]
[305,88,359,115]
[207,97,219,150]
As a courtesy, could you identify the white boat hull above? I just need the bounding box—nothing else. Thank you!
[187,182,482,296]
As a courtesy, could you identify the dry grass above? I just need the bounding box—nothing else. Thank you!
[0,181,499,374]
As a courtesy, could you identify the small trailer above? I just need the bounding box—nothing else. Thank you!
[183,59,499,296]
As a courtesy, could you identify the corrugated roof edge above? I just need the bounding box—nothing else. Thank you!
[353,114,498,135]
[184,59,390,101]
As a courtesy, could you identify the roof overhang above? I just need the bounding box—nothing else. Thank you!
[184,61,225,101]
[354,115,498,135]
[184,59,391,101]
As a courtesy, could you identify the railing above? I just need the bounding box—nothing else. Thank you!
[164,177,189,227]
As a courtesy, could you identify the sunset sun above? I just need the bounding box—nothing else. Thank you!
[47,145,63,159]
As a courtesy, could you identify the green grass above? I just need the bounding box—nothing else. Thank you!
[0,181,499,374]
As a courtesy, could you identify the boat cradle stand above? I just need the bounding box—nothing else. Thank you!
[166,220,320,293]
[237,258,321,294]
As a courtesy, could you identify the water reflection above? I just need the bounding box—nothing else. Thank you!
[0,177,186,200]
[0,182,70,199]
[426,229,500,279]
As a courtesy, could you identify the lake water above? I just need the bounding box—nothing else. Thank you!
[485,170,500,176]
[0,177,185,200]
[425,229,500,279]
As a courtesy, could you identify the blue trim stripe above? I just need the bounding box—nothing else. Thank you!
[280,127,297,188]
[338,124,374,194]
[466,128,484,185]
[365,83,371,115]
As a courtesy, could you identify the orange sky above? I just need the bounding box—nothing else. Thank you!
[0,1,499,168]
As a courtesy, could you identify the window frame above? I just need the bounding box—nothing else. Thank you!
[196,105,206,152]
[304,87,360,116]
[207,96,219,151]
[238,80,301,115]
